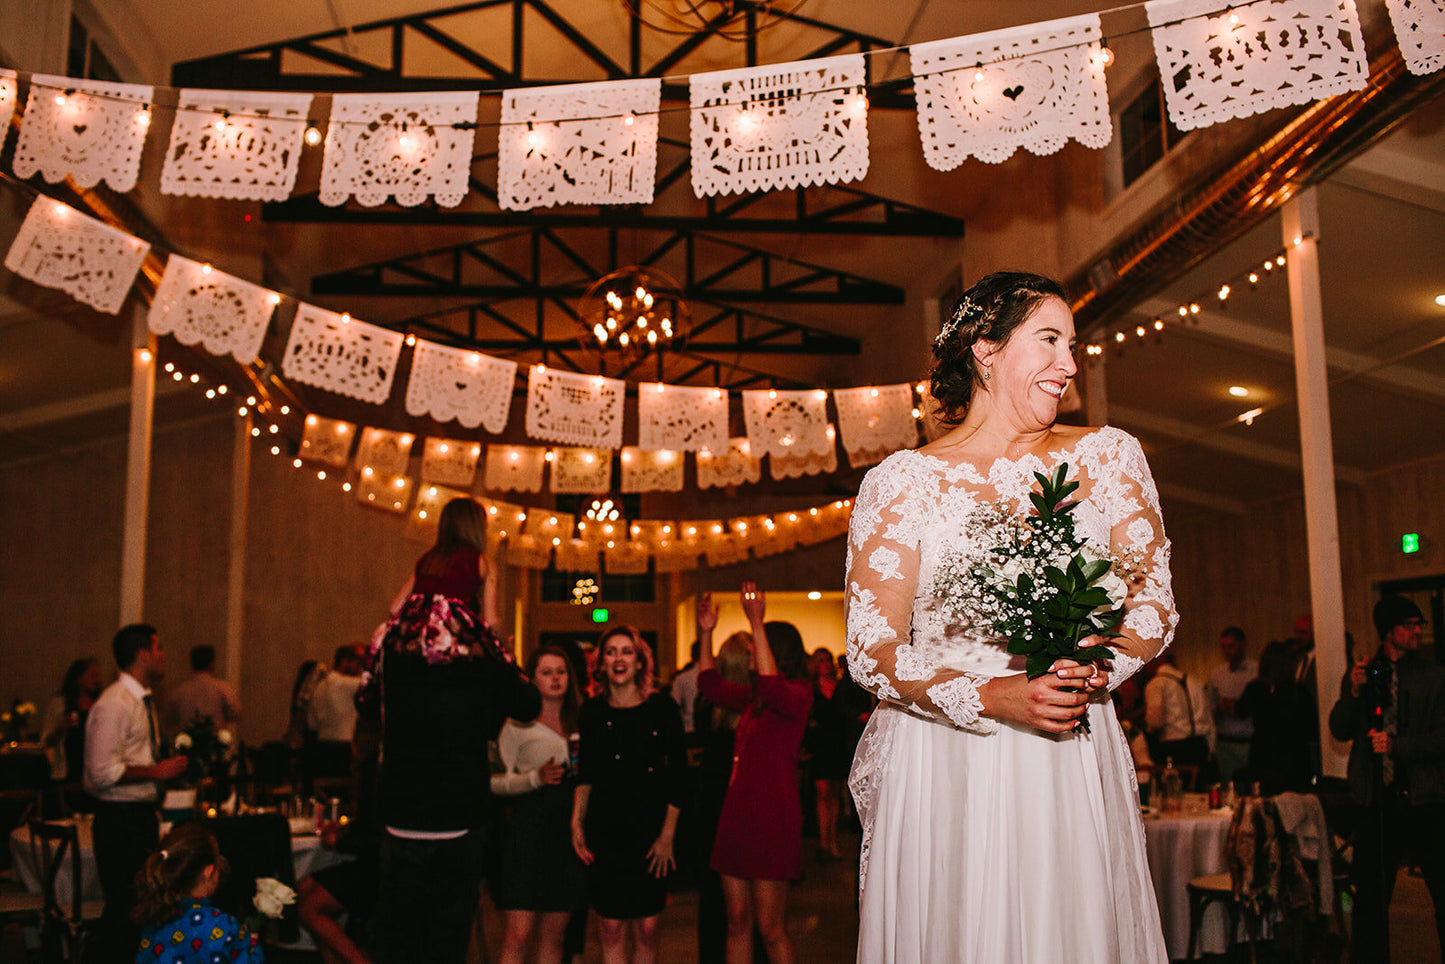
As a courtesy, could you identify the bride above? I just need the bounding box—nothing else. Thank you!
[845,271,1176,962]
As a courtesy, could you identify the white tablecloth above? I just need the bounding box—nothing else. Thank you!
[1143,807,1233,960]
[9,815,335,907]
[7,814,101,909]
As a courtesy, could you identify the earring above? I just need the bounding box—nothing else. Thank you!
[983,371,991,380]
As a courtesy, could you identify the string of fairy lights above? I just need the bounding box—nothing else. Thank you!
[1082,235,1312,358]
[141,345,857,564]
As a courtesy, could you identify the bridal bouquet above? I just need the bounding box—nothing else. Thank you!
[934,463,1136,681]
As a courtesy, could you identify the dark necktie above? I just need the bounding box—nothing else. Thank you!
[1382,662,1398,786]
[142,694,160,761]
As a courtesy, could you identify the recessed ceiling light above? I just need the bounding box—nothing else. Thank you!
[1228,386,1249,398]
[807,591,822,600]
[1435,294,1445,307]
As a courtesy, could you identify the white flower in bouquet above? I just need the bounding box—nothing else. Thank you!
[252,877,296,919]
[934,464,1136,688]
[174,732,193,750]
[1099,570,1129,611]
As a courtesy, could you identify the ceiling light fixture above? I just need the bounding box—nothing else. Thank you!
[579,266,688,357]
[1228,386,1249,398]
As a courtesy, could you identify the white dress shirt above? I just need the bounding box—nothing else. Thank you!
[84,672,160,802]
[1207,658,1258,741]
[307,671,361,743]
[1145,665,1217,748]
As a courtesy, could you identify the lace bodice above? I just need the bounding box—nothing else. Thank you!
[845,426,1177,733]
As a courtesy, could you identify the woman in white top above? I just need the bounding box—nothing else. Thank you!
[492,646,586,964]
[846,271,1178,962]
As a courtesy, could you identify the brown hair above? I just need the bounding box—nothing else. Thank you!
[526,645,582,733]
[594,625,657,698]
[420,498,487,577]
[132,823,227,928]
[930,271,1068,425]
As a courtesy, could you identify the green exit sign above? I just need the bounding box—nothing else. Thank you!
[1403,533,1421,554]
[592,608,610,623]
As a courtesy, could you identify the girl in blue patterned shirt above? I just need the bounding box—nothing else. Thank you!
[132,823,263,963]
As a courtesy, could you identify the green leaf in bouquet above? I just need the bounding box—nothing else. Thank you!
[1074,588,1112,608]
[1081,559,1111,582]
[1043,565,1069,591]
[1030,492,1051,518]
[1052,463,1068,489]
[1074,645,1116,663]
[1025,652,1055,679]
[1057,479,1080,500]
[1093,609,1125,633]
[1043,596,1072,620]
[1016,572,1034,596]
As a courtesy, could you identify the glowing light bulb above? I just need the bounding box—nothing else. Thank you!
[304,126,322,146]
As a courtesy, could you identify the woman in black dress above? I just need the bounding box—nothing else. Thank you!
[571,626,688,964]
[805,648,851,861]
[493,645,587,964]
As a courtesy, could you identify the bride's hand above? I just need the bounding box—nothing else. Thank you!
[978,660,1095,734]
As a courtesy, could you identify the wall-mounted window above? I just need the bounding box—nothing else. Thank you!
[1117,77,1181,188]
[67,14,120,82]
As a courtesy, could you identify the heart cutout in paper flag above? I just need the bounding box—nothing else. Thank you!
[1003,85,1024,100]
[73,123,88,134]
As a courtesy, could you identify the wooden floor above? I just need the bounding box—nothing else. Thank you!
[7,830,1443,961]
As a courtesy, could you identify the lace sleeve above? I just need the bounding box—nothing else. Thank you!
[845,456,997,733]
[1102,431,1178,689]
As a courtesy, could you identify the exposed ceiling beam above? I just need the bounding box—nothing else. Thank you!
[1332,147,1445,215]
[171,0,911,106]
[261,190,964,238]
[1155,483,1248,516]
[1137,298,1445,404]
[0,382,186,433]
[311,229,905,305]
[1111,403,1366,486]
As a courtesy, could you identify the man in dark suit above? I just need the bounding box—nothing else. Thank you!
[1330,595,1445,961]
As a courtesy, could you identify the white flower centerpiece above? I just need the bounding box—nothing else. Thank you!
[934,464,1139,729]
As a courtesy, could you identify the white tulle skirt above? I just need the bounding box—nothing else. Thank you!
[849,699,1167,963]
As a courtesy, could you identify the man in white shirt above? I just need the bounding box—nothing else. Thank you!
[82,624,187,963]
[306,644,364,784]
[1144,651,1216,772]
[1206,627,1257,783]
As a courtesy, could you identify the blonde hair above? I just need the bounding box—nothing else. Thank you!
[711,631,754,731]
[595,625,657,698]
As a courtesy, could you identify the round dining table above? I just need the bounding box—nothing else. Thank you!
[1143,801,1234,960]
[8,813,337,909]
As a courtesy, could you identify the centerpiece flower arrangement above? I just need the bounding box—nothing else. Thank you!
[933,464,1139,727]
[173,714,235,800]
[1,700,37,743]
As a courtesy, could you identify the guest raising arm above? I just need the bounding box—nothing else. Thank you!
[698,582,813,964]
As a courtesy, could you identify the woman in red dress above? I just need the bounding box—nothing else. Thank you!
[696,582,812,964]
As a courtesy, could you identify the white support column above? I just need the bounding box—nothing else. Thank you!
[119,309,156,625]
[1283,189,1349,778]
[223,412,251,699]
[1083,352,1108,426]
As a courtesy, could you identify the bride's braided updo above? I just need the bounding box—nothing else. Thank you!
[929,271,1067,425]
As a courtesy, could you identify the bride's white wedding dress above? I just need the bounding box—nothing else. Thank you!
[846,426,1176,963]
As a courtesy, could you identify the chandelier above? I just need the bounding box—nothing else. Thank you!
[585,498,621,522]
[578,266,688,355]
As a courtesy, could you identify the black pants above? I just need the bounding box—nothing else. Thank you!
[1352,796,1445,962]
[374,831,485,964]
[85,800,159,964]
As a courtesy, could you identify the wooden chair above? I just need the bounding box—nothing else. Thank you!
[29,820,103,961]
[1186,795,1320,962]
